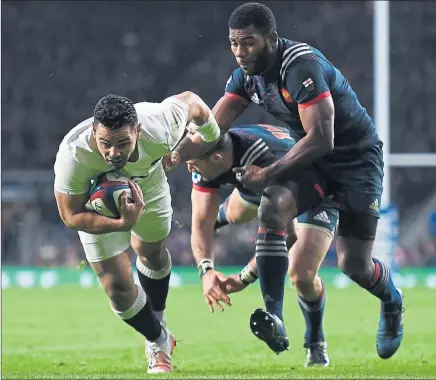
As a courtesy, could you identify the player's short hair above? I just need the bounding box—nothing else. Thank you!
[200,133,232,158]
[93,94,138,129]
[228,2,277,36]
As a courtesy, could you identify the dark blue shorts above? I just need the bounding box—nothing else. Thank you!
[314,141,384,218]
[237,190,338,237]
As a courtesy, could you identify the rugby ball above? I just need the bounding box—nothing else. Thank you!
[89,173,133,219]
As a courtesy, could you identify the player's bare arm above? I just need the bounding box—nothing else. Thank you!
[168,93,247,170]
[165,91,221,169]
[264,97,334,180]
[213,94,248,133]
[191,187,231,312]
[234,97,334,191]
[55,180,144,234]
[223,256,258,294]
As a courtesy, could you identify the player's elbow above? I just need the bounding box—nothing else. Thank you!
[59,211,78,230]
[176,91,210,124]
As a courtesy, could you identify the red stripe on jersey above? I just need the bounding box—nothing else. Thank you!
[224,92,250,105]
[193,184,218,193]
[313,183,325,198]
[299,91,331,108]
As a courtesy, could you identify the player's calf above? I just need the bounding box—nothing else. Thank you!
[133,237,172,318]
[250,186,291,353]
[336,211,404,359]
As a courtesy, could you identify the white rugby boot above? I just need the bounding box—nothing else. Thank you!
[146,325,176,374]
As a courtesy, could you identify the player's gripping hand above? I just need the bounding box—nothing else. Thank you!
[233,165,267,194]
[222,274,248,294]
[119,180,146,231]
[202,270,232,313]
[162,151,181,173]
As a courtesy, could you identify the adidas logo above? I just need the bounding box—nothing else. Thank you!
[313,211,330,224]
[370,199,379,212]
[251,93,261,104]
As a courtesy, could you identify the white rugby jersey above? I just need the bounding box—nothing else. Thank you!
[54,97,188,195]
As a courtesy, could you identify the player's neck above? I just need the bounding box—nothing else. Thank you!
[262,44,279,75]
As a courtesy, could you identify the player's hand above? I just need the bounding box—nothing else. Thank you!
[222,274,248,294]
[202,270,232,313]
[233,165,267,193]
[162,151,180,173]
[119,180,145,230]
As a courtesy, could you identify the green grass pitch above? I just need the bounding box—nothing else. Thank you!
[2,285,436,379]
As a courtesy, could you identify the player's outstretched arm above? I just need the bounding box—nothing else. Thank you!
[264,97,335,181]
[191,187,231,312]
[54,181,144,234]
[212,93,248,134]
[223,257,259,294]
[163,91,220,170]
[168,92,247,170]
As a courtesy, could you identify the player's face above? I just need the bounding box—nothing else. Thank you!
[229,25,274,75]
[93,123,140,170]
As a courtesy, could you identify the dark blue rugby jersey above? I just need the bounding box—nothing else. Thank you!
[192,124,294,193]
[225,38,381,154]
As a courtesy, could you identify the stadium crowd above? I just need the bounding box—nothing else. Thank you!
[2,1,436,267]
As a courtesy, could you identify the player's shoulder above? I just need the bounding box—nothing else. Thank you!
[279,38,319,79]
[227,67,246,85]
[58,116,93,152]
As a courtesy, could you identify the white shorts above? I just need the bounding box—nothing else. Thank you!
[78,168,173,263]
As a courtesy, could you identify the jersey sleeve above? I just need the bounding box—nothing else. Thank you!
[136,98,189,159]
[224,68,250,105]
[160,97,189,150]
[54,147,92,195]
[191,172,220,193]
[282,57,331,107]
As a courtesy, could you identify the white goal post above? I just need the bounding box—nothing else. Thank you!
[373,1,436,269]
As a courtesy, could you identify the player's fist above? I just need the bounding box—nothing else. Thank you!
[119,180,145,230]
[233,165,267,193]
[162,151,180,173]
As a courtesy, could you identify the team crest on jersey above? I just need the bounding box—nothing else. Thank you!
[280,88,294,103]
[192,172,202,184]
[303,78,314,90]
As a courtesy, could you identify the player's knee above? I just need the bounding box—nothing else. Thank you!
[105,277,136,310]
[288,266,317,291]
[258,194,289,229]
[337,254,372,287]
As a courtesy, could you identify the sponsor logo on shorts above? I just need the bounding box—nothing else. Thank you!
[313,211,330,224]
[370,199,380,212]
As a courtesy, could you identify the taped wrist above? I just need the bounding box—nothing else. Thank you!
[198,258,214,278]
[191,113,221,142]
[239,264,258,286]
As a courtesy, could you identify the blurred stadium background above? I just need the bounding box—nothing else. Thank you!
[3,1,436,378]
[2,0,436,286]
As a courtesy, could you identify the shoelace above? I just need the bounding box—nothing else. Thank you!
[384,307,404,335]
[148,348,161,369]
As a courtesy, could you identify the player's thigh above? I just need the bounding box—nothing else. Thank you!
[226,188,259,224]
[78,229,131,264]
[336,210,378,271]
[89,251,135,299]
[131,180,172,256]
[289,202,337,278]
[271,166,327,218]
[321,142,384,218]
[297,196,338,239]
